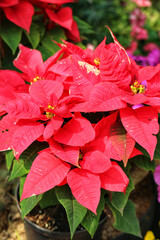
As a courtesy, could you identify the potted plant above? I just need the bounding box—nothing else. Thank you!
[0,26,160,239]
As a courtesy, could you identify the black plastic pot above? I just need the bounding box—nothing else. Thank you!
[16,184,157,240]
[23,214,107,240]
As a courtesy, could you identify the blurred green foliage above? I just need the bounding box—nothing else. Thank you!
[71,0,132,47]
[71,0,160,52]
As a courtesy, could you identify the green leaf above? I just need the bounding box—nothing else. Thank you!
[55,185,87,239]
[81,192,105,238]
[41,27,66,55]
[1,42,17,70]
[8,141,48,181]
[24,23,41,49]
[39,188,59,209]
[130,155,155,172]
[20,175,42,218]
[0,19,22,54]
[5,150,14,171]
[73,16,95,35]
[135,143,150,158]
[107,199,141,237]
[153,132,160,160]
[111,174,134,215]
[37,45,53,61]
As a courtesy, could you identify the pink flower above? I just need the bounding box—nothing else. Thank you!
[130,8,146,27]
[143,43,160,52]
[131,25,148,40]
[132,0,152,7]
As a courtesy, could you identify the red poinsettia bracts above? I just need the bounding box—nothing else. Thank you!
[39,0,75,3]
[29,79,72,140]
[0,0,19,7]
[13,44,65,83]
[49,39,130,112]
[1,27,160,219]
[21,122,129,214]
[20,151,71,199]
[1,0,34,32]
[1,0,80,41]
[120,106,159,160]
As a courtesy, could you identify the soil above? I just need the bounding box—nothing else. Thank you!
[27,205,85,232]
[0,152,156,240]
[0,153,26,240]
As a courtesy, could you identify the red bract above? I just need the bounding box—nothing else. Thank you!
[54,116,95,146]
[66,114,129,213]
[81,150,111,173]
[14,45,64,83]
[0,70,29,115]
[48,37,106,77]
[67,150,128,213]
[2,26,160,236]
[100,162,129,192]
[21,152,71,200]
[29,80,72,139]
[73,82,126,112]
[110,122,135,167]
[39,0,75,3]
[138,64,160,98]
[0,0,18,7]
[2,1,34,32]
[121,63,160,108]
[65,19,80,42]
[67,168,101,214]
[120,106,159,160]
[12,121,44,159]
[5,94,41,120]
[100,43,132,89]
[21,133,129,214]
[49,138,79,167]
[46,7,73,31]
[0,70,27,91]
[85,112,141,165]
[1,0,80,40]
[0,115,18,151]
[0,87,17,114]
[49,33,133,112]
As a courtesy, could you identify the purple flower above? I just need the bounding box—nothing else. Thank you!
[153,164,160,202]
[129,54,148,66]
[147,49,160,66]
[128,49,160,67]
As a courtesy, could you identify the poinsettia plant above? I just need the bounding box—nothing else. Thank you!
[0,0,80,53]
[1,26,160,239]
[0,0,94,71]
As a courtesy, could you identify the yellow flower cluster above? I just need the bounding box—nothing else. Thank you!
[130,81,145,94]
[144,231,159,240]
